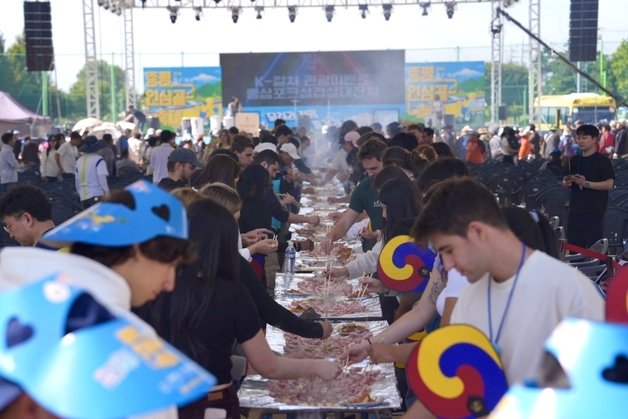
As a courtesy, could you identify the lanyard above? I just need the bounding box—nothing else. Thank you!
[487,241,526,350]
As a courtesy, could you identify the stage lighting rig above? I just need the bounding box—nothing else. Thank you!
[167,5,179,23]
[255,6,264,19]
[288,6,297,22]
[141,0,147,8]
[382,4,392,21]
[358,4,368,19]
[419,2,430,16]
[231,7,241,23]
[194,6,202,21]
[445,1,455,19]
[325,5,335,22]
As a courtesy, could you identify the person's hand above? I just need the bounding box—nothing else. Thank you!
[308,215,320,226]
[359,227,379,241]
[250,238,278,255]
[562,175,573,188]
[367,343,398,364]
[321,237,334,255]
[571,174,586,187]
[344,340,370,364]
[327,266,349,280]
[319,321,333,339]
[281,193,298,206]
[329,212,342,222]
[360,276,387,294]
[314,359,341,380]
[242,229,271,246]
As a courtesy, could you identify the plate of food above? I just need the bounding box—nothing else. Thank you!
[337,323,369,335]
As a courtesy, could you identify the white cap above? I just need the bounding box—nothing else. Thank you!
[279,143,301,160]
[254,142,277,154]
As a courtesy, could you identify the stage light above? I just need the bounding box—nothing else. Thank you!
[103,0,110,10]
[325,5,335,22]
[445,1,455,19]
[419,1,430,16]
[214,0,221,4]
[116,6,122,15]
[141,0,146,8]
[97,0,105,6]
[382,4,392,21]
[288,6,297,22]
[255,6,264,19]
[358,4,368,19]
[231,7,240,23]
[194,6,202,21]
[167,5,179,23]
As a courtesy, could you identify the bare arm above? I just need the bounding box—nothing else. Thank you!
[55,152,63,173]
[241,330,339,380]
[439,297,458,327]
[346,267,442,363]
[328,208,360,241]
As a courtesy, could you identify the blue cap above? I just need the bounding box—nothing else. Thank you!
[491,318,628,418]
[41,180,187,247]
[0,274,215,418]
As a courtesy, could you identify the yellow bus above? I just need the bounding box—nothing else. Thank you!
[533,93,616,131]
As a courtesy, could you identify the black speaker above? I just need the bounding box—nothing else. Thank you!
[569,0,598,62]
[498,105,508,121]
[24,1,55,72]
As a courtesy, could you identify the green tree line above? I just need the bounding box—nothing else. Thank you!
[0,33,126,123]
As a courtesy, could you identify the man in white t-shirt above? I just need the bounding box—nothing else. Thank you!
[150,130,175,184]
[75,136,109,209]
[412,178,604,386]
[56,132,82,180]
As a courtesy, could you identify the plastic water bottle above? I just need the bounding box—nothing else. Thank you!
[284,241,296,281]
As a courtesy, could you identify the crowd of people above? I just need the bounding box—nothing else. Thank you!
[0,115,620,418]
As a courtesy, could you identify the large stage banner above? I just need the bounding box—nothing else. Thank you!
[404,61,485,127]
[220,51,405,128]
[143,67,222,130]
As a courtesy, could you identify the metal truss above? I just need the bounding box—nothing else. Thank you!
[102,0,492,11]
[527,0,541,123]
[83,0,101,119]
[490,0,503,123]
[123,7,137,108]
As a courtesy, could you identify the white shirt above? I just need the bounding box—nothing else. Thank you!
[128,137,143,165]
[57,141,79,174]
[0,143,18,184]
[435,268,468,316]
[489,135,503,159]
[150,143,174,184]
[40,149,61,178]
[451,251,604,385]
[75,153,109,200]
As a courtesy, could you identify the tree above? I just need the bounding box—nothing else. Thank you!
[66,60,127,120]
[484,62,529,121]
[609,40,628,102]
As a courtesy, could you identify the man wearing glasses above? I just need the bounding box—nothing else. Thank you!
[0,185,55,247]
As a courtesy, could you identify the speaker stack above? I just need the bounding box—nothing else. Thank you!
[23,1,55,72]
[569,0,599,62]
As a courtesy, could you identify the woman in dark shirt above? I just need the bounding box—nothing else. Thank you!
[141,198,338,418]
[237,164,319,233]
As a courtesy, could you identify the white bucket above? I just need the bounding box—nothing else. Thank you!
[204,407,227,419]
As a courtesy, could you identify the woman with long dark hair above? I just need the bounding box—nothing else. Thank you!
[329,177,421,279]
[40,135,61,182]
[142,198,338,418]
[191,154,241,190]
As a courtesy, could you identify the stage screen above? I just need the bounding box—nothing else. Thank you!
[220,50,405,108]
